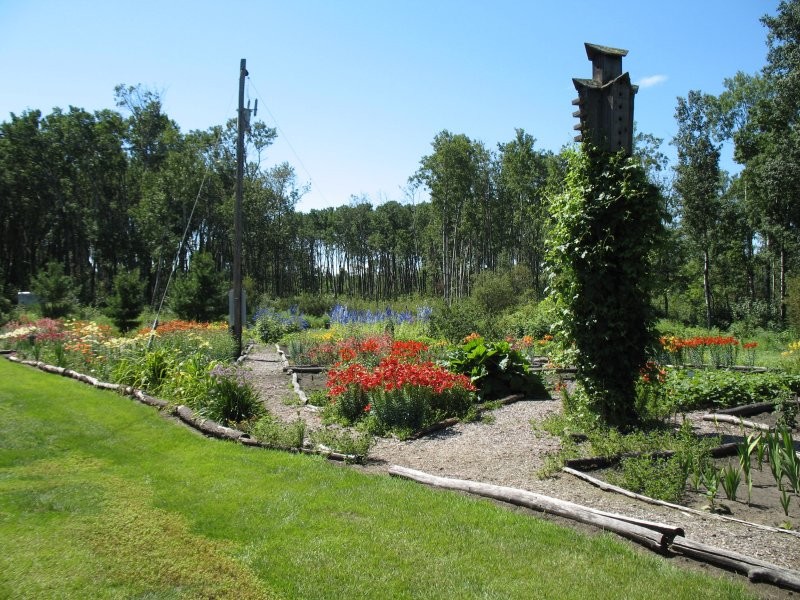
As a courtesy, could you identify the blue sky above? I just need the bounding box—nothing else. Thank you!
[0,1,779,212]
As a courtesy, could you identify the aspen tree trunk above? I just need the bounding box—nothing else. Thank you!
[703,247,713,329]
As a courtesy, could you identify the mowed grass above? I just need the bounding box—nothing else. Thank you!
[0,360,754,599]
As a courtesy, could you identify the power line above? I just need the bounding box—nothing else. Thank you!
[146,92,235,349]
[247,77,332,208]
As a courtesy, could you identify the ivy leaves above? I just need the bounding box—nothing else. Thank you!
[546,147,664,429]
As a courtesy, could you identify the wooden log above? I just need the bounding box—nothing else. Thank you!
[670,537,800,592]
[38,363,66,375]
[481,394,525,407]
[275,344,290,370]
[407,418,461,440]
[389,466,676,552]
[94,381,123,392]
[563,466,800,538]
[133,389,169,409]
[74,373,100,387]
[565,442,742,471]
[562,449,674,471]
[289,366,327,374]
[563,455,620,470]
[314,443,361,463]
[174,405,244,441]
[703,413,772,431]
[715,402,774,417]
[709,442,741,458]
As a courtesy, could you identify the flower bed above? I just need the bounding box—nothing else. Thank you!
[325,338,477,436]
[1,317,257,427]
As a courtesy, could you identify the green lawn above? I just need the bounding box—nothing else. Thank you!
[0,359,754,599]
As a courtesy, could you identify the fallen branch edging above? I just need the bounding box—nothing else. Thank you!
[3,353,359,463]
[389,465,679,553]
[562,466,800,539]
[714,402,775,417]
[670,537,800,591]
[391,465,800,592]
[563,442,739,471]
[703,413,772,431]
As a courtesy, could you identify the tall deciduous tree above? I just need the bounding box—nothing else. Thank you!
[411,131,493,302]
[496,129,552,297]
[672,91,723,329]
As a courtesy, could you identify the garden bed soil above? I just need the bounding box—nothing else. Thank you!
[243,345,800,596]
[588,455,800,531]
[566,406,800,530]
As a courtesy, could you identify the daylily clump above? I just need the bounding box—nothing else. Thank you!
[325,337,476,435]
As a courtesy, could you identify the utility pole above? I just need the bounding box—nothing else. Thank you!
[233,58,247,357]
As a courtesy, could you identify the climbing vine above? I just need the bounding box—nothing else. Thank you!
[546,146,665,428]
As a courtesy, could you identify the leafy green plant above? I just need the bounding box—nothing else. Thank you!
[702,467,721,510]
[205,365,264,425]
[612,455,687,502]
[444,335,547,400]
[163,354,215,409]
[737,437,756,503]
[778,425,800,494]
[250,414,306,450]
[545,146,663,429]
[253,307,307,344]
[308,426,373,460]
[663,369,800,412]
[775,389,799,430]
[306,389,329,407]
[112,348,177,394]
[753,432,767,471]
[766,430,784,490]
[780,489,792,517]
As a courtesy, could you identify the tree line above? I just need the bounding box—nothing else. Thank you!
[2,1,800,331]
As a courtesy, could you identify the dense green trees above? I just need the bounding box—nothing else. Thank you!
[672,91,723,329]
[2,2,800,336]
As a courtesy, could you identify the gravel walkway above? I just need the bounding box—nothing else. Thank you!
[243,344,800,587]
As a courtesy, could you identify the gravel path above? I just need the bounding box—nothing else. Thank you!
[242,344,800,585]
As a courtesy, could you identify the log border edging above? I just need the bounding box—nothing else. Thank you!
[562,466,800,539]
[3,353,362,463]
[391,465,800,593]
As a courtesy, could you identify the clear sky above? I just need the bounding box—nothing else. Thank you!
[0,1,779,212]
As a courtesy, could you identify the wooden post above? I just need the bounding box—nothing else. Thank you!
[572,43,637,155]
[233,59,247,357]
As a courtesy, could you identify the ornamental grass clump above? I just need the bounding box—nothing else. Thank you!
[206,364,263,425]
